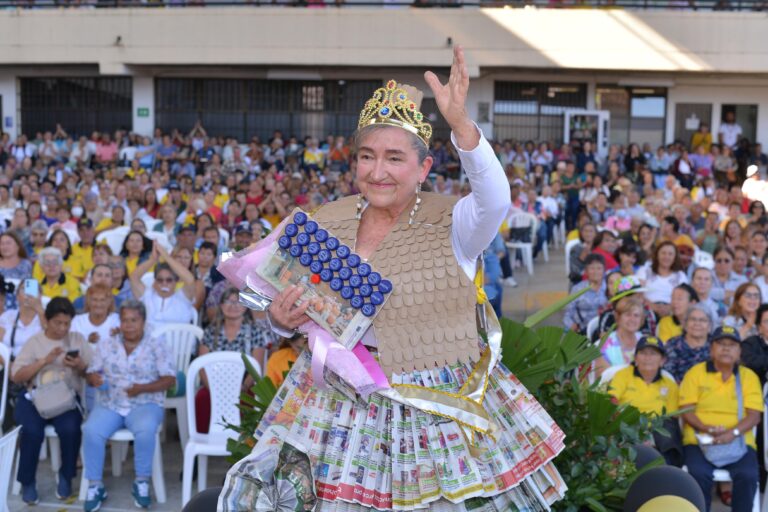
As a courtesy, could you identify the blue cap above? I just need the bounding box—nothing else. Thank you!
[712,326,742,344]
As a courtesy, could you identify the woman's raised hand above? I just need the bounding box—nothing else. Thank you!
[424,45,478,149]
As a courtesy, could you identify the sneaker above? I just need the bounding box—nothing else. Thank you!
[84,484,107,512]
[21,483,39,505]
[132,480,151,509]
[57,476,72,500]
[503,276,518,287]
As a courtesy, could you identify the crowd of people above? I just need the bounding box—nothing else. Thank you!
[1,114,768,509]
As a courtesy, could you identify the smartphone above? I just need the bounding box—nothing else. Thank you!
[23,279,39,298]
[66,349,80,359]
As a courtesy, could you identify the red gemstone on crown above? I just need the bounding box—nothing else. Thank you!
[310,274,321,284]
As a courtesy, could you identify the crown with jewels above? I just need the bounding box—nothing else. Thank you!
[358,80,433,146]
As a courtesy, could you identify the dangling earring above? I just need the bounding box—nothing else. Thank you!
[409,182,423,226]
[356,193,364,220]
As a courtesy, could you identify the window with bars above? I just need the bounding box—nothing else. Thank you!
[493,81,587,144]
[19,77,132,138]
[155,78,380,141]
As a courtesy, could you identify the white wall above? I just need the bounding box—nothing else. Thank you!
[0,72,18,139]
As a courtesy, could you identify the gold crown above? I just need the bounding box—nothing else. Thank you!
[358,80,433,146]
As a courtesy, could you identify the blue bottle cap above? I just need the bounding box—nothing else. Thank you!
[293,212,307,226]
[357,263,371,277]
[329,258,342,272]
[341,286,354,300]
[367,272,381,285]
[289,245,303,258]
[330,278,343,291]
[361,304,376,317]
[350,296,364,309]
[304,221,318,235]
[299,253,313,267]
[320,269,333,282]
[317,249,331,263]
[284,223,298,237]
[339,267,352,280]
[378,279,393,294]
[349,275,362,288]
[296,232,310,246]
[370,291,384,305]
[307,242,321,255]
[359,284,372,297]
[327,238,340,251]
[335,244,349,258]
[347,254,361,268]
[310,261,323,274]
[278,235,291,249]
[315,229,328,243]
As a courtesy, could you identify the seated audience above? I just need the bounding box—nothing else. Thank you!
[724,282,762,340]
[595,296,645,376]
[657,284,699,342]
[563,254,607,334]
[664,304,713,382]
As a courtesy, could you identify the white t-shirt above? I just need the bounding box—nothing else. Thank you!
[142,288,196,327]
[70,312,120,346]
[636,264,689,303]
[719,122,742,148]
[0,310,43,359]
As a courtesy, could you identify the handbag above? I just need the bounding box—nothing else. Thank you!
[31,335,79,420]
[700,370,748,467]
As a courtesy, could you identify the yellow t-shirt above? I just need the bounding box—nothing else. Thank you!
[266,347,299,388]
[609,365,679,416]
[691,132,712,153]
[33,258,75,283]
[69,243,94,280]
[214,193,229,210]
[679,362,763,449]
[40,274,82,301]
[567,229,580,242]
[657,316,683,343]
[125,256,139,277]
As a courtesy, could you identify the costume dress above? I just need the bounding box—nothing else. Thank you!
[219,126,566,511]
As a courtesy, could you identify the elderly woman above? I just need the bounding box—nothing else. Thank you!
[595,296,645,376]
[664,304,713,383]
[657,284,699,342]
[563,253,607,333]
[681,326,763,512]
[221,48,566,510]
[0,231,33,311]
[11,298,91,504]
[37,247,82,301]
[82,300,175,511]
[691,266,724,327]
[724,282,762,340]
[712,246,748,307]
[129,242,196,326]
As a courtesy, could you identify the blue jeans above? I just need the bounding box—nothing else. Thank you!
[82,404,164,481]
[14,395,82,486]
[684,445,758,512]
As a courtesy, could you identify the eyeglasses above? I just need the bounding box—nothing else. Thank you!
[156,277,176,284]
[222,300,242,306]
[715,258,732,263]
[687,317,710,324]
[743,292,761,300]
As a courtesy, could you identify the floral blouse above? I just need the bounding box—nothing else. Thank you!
[202,320,279,354]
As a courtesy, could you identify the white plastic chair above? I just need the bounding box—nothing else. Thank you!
[153,323,204,453]
[96,226,130,255]
[0,344,10,435]
[598,364,629,385]
[218,228,230,251]
[0,426,20,512]
[585,317,600,343]
[78,428,166,504]
[181,352,260,506]
[505,212,538,276]
[564,238,579,278]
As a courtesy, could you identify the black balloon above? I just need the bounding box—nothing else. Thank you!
[633,444,663,470]
[182,487,222,512]
[624,466,705,512]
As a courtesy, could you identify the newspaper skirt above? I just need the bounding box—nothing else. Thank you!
[220,350,567,512]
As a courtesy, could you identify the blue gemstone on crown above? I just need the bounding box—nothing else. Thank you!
[341,286,354,300]
[315,229,328,243]
[329,258,342,271]
[330,278,343,291]
[307,242,320,256]
[289,245,303,258]
[293,212,307,226]
[317,250,331,263]
[380,107,390,116]
[296,233,310,246]
[360,284,372,297]
[310,261,323,274]
[349,275,363,288]
[304,221,318,235]
[299,253,312,267]
[339,267,352,280]
[327,238,340,251]
[378,279,393,294]
[358,263,371,277]
[347,254,361,268]
[284,224,298,237]
[370,291,384,305]
[368,272,381,285]
[278,236,291,249]
[361,304,376,317]
[351,296,364,309]
[320,269,333,282]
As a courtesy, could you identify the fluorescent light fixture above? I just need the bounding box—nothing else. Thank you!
[266,70,323,81]
[617,79,675,88]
